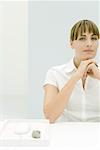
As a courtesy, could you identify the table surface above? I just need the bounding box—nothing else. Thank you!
[0,119,100,150]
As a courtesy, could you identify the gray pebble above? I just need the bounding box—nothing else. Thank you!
[32,130,41,138]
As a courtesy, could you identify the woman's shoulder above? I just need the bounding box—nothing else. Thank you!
[47,63,68,73]
[47,58,74,73]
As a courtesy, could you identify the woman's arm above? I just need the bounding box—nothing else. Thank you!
[95,69,100,80]
[43,59,96,123]
[43,73,79,123]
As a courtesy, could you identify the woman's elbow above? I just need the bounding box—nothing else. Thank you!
[43,106,56,123]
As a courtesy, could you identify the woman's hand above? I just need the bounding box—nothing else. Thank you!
[75,59,96,80]
[86,63,100,80]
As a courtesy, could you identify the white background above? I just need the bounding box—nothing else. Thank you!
[0,1,29,118]
[0,0,99,119]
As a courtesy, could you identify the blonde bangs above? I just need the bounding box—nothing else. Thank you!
[70,20,99,41]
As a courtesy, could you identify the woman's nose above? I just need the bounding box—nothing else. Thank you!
[86,39,92,47]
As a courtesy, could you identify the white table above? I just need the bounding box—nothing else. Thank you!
[50,122,100,149]
[0,120,100,150]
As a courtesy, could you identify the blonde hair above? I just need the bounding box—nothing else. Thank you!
[70,20,99,41]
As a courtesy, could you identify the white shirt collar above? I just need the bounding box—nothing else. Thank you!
[65,57,77,73]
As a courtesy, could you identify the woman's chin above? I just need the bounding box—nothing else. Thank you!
[82,55,95,60]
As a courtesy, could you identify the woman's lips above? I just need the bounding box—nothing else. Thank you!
[83,50,94,52]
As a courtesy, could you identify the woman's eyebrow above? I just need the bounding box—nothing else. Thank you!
[80,34,98,37]
[91,34,97,36]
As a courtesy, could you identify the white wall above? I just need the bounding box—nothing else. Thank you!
[0,1,29,119]
[28,1,100,118]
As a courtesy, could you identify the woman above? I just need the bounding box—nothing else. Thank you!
[43,19,100,123]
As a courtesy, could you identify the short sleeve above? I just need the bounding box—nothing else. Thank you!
[43,68,58,87]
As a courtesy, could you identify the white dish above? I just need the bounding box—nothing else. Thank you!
[14,123,31,135]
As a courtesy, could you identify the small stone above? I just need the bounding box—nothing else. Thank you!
[32,130,41,138]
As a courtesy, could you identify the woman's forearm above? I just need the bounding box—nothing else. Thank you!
[45,73,80,123]
[98,70,100,80]
[96,69,100,80]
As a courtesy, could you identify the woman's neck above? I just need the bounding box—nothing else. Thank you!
[73,57,81,68]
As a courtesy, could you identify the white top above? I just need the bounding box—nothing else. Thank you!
[44,58,100,122]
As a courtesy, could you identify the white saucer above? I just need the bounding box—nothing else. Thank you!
[14,123,31,135]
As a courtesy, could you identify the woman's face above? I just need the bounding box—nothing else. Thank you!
[70,32,99,61]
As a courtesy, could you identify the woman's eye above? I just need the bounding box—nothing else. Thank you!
[91,37,98,40]
[78,37,86,41]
